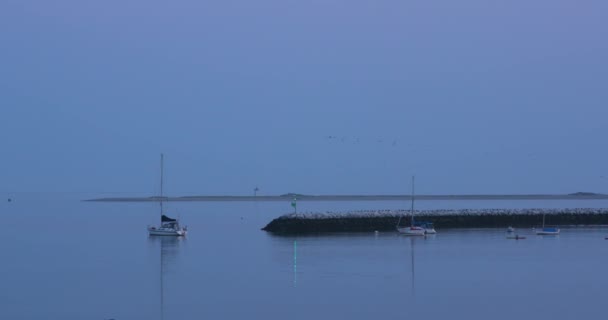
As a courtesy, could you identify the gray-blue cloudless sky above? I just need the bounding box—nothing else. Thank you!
[1,0,607,195]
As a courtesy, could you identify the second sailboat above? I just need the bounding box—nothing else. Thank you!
[397,176,427,236]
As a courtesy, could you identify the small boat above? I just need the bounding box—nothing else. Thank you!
[397,176,427,236]
[422,222,437,235]
[148,154,187,237]
[536,213,559,235]
[506,226,515,233]
[415,221,437,234]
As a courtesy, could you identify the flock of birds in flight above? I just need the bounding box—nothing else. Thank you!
[324,135,400,146]
[322,135,584,161]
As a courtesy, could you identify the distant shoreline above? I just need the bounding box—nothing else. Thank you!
[85,193,608,202]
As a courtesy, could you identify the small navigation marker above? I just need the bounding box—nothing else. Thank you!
[291,197,297,214]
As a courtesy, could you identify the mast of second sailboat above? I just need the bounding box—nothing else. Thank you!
[160,153,164,218]
[542,213,545,229]
[410,176,415,226]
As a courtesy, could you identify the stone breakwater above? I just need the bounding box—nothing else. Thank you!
[261,208,608,233]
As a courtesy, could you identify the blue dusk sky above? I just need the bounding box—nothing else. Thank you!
[1,0,607,195]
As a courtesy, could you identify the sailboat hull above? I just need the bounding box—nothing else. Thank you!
[397,226,426,236]
[536,229,560,235]
[148,227,186,236]
[423,228,437,234]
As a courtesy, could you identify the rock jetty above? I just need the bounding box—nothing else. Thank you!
[262,208,608,234]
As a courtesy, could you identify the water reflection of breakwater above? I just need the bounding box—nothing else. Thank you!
[263,208,608,233]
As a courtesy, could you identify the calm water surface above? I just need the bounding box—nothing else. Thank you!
[2,195,608,319]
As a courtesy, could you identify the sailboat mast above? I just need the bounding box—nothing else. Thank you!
[410,176,415,226]
[542,213,545,228]
[160,153,164,217]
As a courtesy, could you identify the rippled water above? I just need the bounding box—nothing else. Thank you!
[2,195,608,319]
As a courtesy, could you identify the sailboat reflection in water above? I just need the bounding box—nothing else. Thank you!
[149,236,183,320]
[408,237,418,297]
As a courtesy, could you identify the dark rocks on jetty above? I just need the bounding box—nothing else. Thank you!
[262,208,608,234]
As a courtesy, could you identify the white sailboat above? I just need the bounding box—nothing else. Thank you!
[535,213,559,235]
[148,154,187,236]
[397,176,426,236]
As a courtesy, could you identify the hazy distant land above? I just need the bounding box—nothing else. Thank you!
[86,192,608,202]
